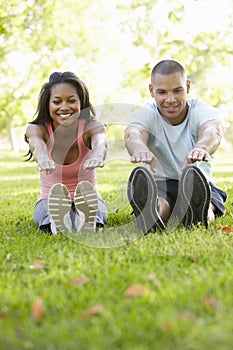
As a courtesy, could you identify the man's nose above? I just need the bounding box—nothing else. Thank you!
[165,93,175,102]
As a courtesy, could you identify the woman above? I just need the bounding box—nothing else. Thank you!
[25,71,107,234]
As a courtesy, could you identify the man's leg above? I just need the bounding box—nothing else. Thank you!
[127,166,166,234]
[175,165,211,227]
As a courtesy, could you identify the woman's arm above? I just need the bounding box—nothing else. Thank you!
[25,124,56,173]
[83,121,107,170]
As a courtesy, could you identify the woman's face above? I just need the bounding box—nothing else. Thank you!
[49,82,81,128]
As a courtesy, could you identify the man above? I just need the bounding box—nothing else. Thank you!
[124,60,227,234]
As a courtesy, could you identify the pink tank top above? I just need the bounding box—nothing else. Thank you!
[39,118,96,201]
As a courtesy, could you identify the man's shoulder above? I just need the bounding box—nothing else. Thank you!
[187,98,221,127]
[187,98,216,111]
[145,102,157,111]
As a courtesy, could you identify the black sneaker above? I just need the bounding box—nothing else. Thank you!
[175,165,211,228]
[127,167,166,234]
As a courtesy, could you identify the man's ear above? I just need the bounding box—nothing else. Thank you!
[186,79,191,94]
[149,84,155,97]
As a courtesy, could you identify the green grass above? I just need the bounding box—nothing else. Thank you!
[1,150,233,350]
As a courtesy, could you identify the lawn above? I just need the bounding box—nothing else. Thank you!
[0,150,233,350]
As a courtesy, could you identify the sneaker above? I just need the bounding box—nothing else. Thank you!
[48,183,72,234]
[175,165,211,228]
[74,181,98,233]
[127,167,166,234]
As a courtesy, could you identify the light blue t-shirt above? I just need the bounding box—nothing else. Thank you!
[128,98,222,181]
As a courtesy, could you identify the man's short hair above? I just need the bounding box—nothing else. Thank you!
[151,60,186,79]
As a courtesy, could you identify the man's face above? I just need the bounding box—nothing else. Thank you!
[149,72,190,125]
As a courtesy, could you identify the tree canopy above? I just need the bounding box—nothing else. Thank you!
[1,0,233,149]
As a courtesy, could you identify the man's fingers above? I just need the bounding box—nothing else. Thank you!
[187,149,210,162]
[130,151,156,172]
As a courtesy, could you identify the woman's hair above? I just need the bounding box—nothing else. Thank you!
[25,71,95,159]
[30,71,95,125]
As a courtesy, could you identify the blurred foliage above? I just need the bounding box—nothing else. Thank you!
[1,0,233,149]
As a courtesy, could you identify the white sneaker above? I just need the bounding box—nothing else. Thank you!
[74,181,98,233]
[73,211,86,233]
[48,183,72,234]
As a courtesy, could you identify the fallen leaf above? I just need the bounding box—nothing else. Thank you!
[188,255,196,262]
[6,253,11,261]
[0,306,10,319]
[125,283,148,298]
[160,321,173,332]
[178,310,196,321]
[218,226,233,235]
[5,236,14,241]
[147,273,156,281]
[72,277,90,286]
[122,238,132,245]
[203,295,219,310]
[29,260,44,269]
[32,298,45,323]
[79,305,103,319]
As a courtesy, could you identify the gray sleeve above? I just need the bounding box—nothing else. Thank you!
[190,99,222,127]
[127,104,156,131]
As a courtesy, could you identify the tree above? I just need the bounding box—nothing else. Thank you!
[1,0,233,150]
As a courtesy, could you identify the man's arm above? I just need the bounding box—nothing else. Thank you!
[184,119,223,166]
[25,124,56,173]
[124,123,157,172]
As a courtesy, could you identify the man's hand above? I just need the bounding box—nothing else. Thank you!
[182,148,210,169]
[182,119,222,169]
[130,150,156,172]
[125,123,156,172]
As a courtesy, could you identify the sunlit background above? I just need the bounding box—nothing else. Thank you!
[1,0,233,152]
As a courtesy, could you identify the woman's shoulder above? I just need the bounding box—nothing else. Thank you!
[83,118,106,133]
[26,122,50,140]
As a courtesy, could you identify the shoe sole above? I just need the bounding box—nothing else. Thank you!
[74,181,98,233]
[177,165,211,227]
[127,167,166,234]
[48,183,72,233]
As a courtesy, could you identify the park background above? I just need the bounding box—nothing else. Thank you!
[0,0,233,154]
[1,1,233,350]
